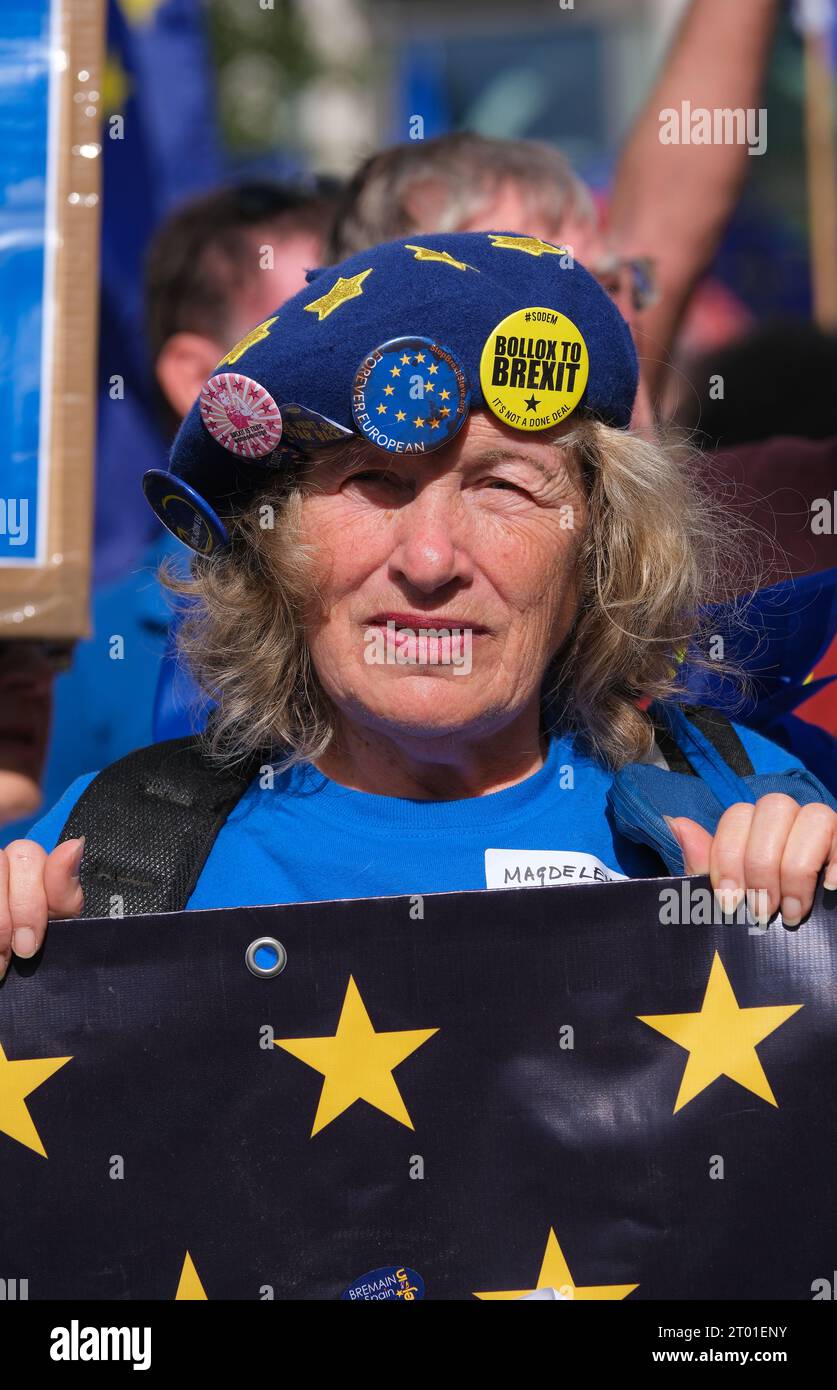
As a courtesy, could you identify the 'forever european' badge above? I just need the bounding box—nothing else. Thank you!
[351,336,470,455]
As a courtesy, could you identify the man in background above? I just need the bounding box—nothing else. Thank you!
[148,182,332,426]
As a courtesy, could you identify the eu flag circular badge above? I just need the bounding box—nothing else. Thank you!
[352,336,470,454]
[142,469,229,556]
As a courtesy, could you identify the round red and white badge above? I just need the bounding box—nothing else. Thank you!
[199,372,283,459]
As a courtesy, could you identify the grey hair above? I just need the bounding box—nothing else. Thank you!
[327,131,597,262]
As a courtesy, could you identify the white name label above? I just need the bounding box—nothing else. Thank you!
[484,849,627,891]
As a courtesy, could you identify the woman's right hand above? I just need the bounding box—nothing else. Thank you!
[0,837,85,980]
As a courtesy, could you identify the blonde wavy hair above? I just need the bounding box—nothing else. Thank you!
[161,420,775,773]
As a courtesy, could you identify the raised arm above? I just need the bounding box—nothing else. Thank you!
[608,0,781,406]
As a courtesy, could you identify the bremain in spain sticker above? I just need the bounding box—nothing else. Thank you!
[479,307,589,431]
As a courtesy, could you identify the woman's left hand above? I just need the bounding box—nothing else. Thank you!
[666,795,837,926]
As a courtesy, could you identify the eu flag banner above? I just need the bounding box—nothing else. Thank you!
[1,877,835,1301]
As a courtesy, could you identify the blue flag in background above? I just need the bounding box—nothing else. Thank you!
[95,0,221,583]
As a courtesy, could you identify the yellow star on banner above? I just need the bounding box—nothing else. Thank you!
[0,1040,72,1158]
[175,1251,207,1300]
[414,352,426,362]
[304,269,372,321]
[439,388,450,400]
[413,417,425,428]
[390,365,401,377]
[400,352,412,365]
[275,976,437,1137]
[376,403,387,415]
[395,410,406,421]
[403,244,478,273]
[217,316,278,367]
[638,951,802,1113]
[475,1228,638,1301]
[427,363,439,374]
[488,234,568,257]
[384,384,394,396]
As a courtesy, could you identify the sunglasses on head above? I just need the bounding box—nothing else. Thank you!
[590,255,659,312]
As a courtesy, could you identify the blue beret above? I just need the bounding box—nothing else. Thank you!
[144,231,638,553]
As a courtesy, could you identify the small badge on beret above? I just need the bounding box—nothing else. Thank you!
[279,403,354,451]
[199,372,283,459]
[352,336,470,454]
[143,470,229,556]
[479,307,589,431]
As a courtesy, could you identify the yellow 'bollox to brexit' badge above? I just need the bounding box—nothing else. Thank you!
[479,307,589,431]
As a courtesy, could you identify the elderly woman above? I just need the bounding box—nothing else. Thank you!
[3,232,837,971]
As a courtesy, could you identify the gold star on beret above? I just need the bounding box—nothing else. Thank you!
[403,243,479,273]
[217,316,278,366]
[487,234,568,257]
[304,268,372,322]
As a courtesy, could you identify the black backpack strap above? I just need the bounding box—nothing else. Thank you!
[649,703,755,778]
[57,735,266,918]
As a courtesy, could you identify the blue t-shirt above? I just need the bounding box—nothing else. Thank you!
[25,722,806,910]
